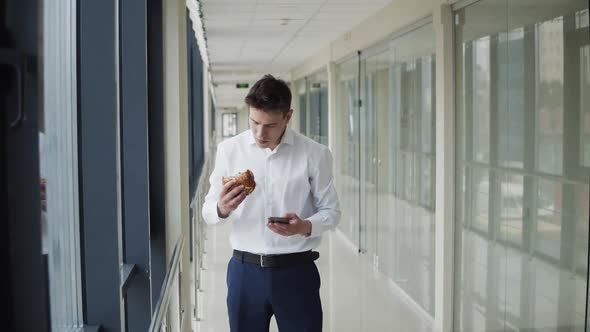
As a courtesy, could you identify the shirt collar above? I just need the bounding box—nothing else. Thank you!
[281,127,294,146]
[247,127,295,147]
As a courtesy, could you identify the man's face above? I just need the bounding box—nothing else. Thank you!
[249,107,292,149]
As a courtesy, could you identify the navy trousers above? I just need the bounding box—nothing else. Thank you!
[226,256,323,332]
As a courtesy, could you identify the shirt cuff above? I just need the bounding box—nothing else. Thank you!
[203,201,232,225]
[306,215,327,238]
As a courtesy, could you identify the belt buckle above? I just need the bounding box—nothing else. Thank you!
[260,255,265,267]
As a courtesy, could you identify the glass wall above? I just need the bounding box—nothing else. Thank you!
[294,70,329,145]
[308,70,329,145]
[295,77,308,136]
[454,0,590,330]
[334,57,361,245]
[365,22,436,314]
[334,21,436,315]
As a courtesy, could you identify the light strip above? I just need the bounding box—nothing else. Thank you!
[186,0,210,67]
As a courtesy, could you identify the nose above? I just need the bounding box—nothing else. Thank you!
[257,127,269,139]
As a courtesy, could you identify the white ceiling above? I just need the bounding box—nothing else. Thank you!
[201,0,392,109]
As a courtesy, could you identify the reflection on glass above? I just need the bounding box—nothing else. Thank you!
[576,9,589,28]
[363,22,436,314]
[335,22,436,315]
[472,167,490,233]
[420,156,433,208]
[359,60,378,256]
[472,37,491,163]
[574,184,589,272]
[335,58,360,245]
[296,78,307,135]
[40,132,48,255]
[581,43,590,167]
[499,28,526,169]
[421,56,434,155]
[403,152,415,201]
[536,18,564,175]
[500,174,523,246]
[535,179,562,263]
[296,71,329,145]
[454,1,589,331]
[309,71,329,145]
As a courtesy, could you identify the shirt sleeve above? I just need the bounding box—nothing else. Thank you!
[305,147,341,237]
[202,144,233,225]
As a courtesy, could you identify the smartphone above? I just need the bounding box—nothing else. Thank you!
[268,217,290,224]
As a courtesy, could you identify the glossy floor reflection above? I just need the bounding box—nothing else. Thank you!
[194,223,434,332]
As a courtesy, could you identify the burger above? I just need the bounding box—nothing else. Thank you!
[222,169,256,195]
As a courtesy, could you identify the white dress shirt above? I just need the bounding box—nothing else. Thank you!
[202,128,341,255]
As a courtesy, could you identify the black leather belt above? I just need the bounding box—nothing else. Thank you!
[233,249,319,268]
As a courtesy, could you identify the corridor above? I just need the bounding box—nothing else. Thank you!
[3,0,589,331]
[194,222,433,332]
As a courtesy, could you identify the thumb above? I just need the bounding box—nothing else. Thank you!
[284,212,298,220]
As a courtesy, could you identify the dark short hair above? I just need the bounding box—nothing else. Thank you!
[244,74,291,113]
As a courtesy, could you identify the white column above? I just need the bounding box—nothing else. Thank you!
[434,3,455,332]
[163,0,191,330]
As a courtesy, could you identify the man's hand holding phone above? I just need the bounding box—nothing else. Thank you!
[267,213,312,237]
[217,179,247,218]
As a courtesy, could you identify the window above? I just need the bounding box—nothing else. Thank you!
[222,113,237,137]
[454,2,590,331]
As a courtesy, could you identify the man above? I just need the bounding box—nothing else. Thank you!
[202,74,341,332]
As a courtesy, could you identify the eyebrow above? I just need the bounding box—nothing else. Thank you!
[250,118,278,126]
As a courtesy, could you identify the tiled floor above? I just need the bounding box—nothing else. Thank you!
[193,223,434,332]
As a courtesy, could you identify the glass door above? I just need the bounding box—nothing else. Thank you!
[335,57,361,247]
[361,50,393,269]
[359,56,379,257]
[373,51,394,276]
[358,22,437,315]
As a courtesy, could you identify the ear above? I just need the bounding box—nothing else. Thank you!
[285,109,293,123]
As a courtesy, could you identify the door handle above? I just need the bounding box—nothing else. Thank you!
[0,48,26,129]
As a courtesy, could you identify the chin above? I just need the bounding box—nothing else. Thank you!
[256,140,269,147]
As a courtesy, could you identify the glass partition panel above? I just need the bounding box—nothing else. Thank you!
[309,70,329,145]
[296,78,308,135]
[454,1,590,330]
[360,21,436,315]
[335,57,361,245]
